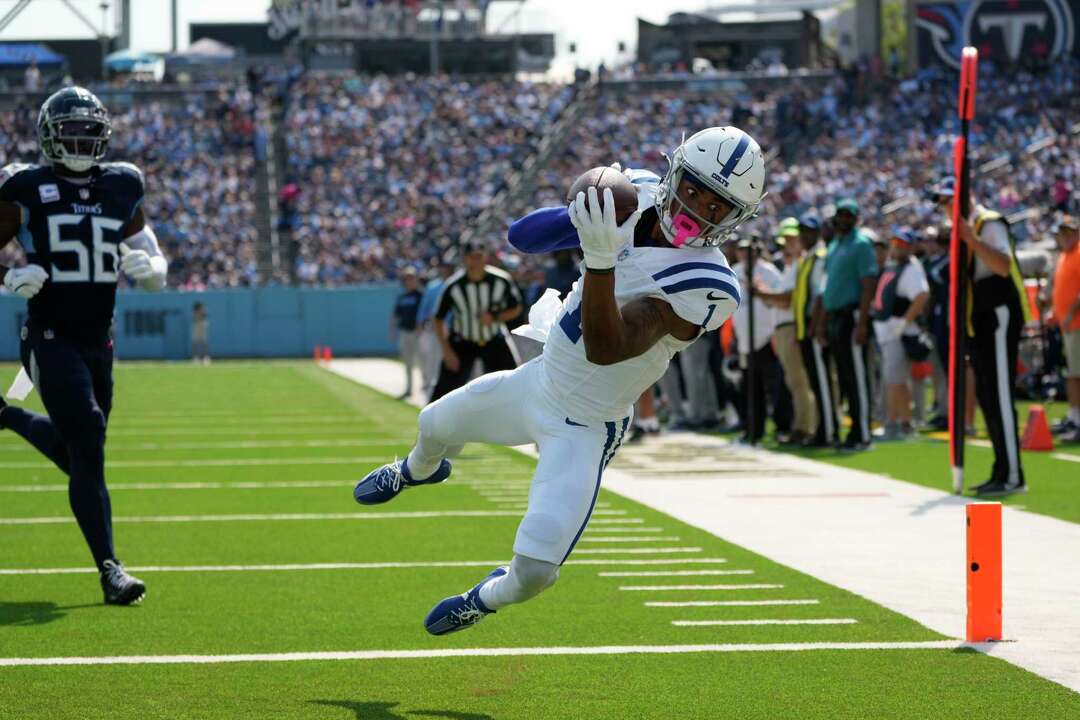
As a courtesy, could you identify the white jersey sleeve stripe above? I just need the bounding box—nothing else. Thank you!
[658,276,741,308]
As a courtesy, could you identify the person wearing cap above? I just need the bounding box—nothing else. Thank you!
[756,217,816,443]
[1050,216,1080,442]
[817,197,878,450]
[797,214,837,446]
[390,267,424,399]
[429,242,523,402]
[733,235,783,443]
[931,177,1031,494]
[870,229,930,440]
[416,257,457,396]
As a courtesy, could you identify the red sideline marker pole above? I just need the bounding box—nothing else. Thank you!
[949,47,978,494]
[966,502,1002,642]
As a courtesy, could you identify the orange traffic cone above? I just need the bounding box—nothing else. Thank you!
[1020,405,1053,451]
[313,345,322,362]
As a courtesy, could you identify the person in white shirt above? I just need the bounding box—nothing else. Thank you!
[871,229,929,439]
[733,236,782,443]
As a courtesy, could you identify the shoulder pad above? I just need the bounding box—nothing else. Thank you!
[484,265,515,282]
[0,163,35,192]
[102,162,145,186]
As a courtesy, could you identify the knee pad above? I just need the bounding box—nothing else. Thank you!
[510,554,559,597]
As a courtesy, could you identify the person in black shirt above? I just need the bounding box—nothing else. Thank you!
[390,267,423,399]
[430,243,522,401]
[0,87,168,605]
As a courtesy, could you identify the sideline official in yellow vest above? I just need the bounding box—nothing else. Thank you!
[931,178,1029,496]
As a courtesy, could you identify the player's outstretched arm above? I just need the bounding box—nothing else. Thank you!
[507,206,581,254]
[119,207,168,292]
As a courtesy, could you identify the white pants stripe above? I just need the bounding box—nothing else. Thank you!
[850,338,870,442]
[993,305,1020,482]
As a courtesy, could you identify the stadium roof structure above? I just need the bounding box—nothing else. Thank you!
[0,41,64,66]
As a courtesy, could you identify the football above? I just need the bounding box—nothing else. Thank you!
[565,166,639,224]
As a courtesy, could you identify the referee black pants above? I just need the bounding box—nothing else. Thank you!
[430,334,518,402]
[800,336,838,444]
[828,307,872,445]
[971,298,1024,486]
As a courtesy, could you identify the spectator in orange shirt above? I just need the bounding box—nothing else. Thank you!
[1051,216,1080,441]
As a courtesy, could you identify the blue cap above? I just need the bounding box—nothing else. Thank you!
[891,228,916,245]
[798,213,820,231]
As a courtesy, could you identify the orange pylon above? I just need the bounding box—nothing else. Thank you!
[966,503,1002,642]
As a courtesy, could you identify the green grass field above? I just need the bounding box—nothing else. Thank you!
[0,362,1077,719]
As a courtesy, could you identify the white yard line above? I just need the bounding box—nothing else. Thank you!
[599,570,752,577]
[569,547,702,555]
[671,619,857,627]
[329,359,1080,693]
[0,558,732,576]
[586,518,645,524]
[0,510,529,525]
[0,456,389,469]
[0,641,977,667]
[1052,453,1080,464]
[0,480,353,493]
[583,527,663,533]
[646,600,819,607]
[577,536,680,543]
[620,584,782,591]
[0,439,411,453]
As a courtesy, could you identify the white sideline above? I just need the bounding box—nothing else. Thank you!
[0,558,732,576]
[0,641,979,667]
[646,600,820,607]
[671,619,856,627]
[330,359,1080,693]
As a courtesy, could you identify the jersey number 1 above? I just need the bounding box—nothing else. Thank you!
[48,214,124,283]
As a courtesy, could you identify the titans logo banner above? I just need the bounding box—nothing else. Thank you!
[916,0,1077,67]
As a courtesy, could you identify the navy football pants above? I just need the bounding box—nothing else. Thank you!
[4,325,116,570]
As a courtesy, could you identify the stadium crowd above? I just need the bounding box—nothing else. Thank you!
[282,73,572,285]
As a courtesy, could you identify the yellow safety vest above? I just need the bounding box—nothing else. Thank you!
[793,246,826,340]
[966,210,1032,336]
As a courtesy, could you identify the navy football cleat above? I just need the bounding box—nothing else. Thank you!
[424,566,508,636]
[100,559,146,605]
[353,457,452,505]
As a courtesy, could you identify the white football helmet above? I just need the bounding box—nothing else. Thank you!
[654,126,767,247]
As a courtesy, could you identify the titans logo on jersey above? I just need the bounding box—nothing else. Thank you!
[0,162,143,346]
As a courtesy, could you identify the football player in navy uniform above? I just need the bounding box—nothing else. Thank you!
[0,87,168,605]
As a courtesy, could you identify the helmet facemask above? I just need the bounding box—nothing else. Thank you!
[40,116,111,173]
[654,144,760,248]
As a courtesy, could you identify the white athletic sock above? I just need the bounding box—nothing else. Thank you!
[479,555,559,611]
[405,447,441,481]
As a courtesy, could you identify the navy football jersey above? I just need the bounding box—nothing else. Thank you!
[0,162,143,346]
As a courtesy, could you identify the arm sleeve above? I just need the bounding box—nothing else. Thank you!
[503,278,523,308]
[507,206,581,254]
[434,280,455,320]
[856,242,879,279]
[979,221,1011,254]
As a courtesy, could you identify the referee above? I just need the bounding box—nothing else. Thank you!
[430,242,523,401]
[932,179,1030,495]
[818,198,878,450]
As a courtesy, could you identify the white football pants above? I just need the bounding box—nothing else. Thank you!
[407,357,630,566]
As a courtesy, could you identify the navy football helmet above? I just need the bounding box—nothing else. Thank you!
[37,86,112,173]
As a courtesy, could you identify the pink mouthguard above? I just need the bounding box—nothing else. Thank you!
[670,214,701,247]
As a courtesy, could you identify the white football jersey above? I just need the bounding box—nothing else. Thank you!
[539,170,740,422]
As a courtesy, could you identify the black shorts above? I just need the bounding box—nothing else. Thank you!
[20,323,113,446]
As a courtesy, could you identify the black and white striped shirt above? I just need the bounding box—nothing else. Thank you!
[435,266,522,344]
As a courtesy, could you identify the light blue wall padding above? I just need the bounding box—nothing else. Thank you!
[0,284,400,360]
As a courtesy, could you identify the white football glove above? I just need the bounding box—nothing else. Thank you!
[119,242,155,281]
[3,264,48,300]
[567,186,642,272]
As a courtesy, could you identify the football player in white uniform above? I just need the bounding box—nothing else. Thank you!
[354,126,766,634]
